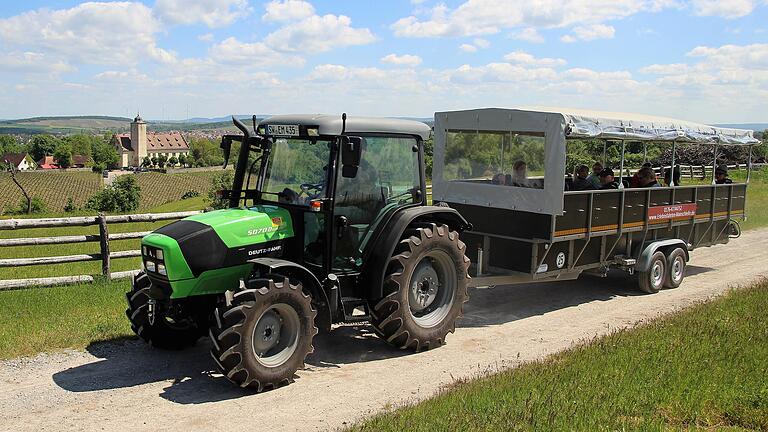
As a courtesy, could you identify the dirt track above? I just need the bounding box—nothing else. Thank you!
[1,229,767,432]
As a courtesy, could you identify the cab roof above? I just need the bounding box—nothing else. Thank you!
[259,114,431,140]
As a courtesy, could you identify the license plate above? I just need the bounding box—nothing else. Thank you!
[266,124,300,136]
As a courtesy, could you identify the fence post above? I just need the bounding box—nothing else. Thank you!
[98,213,110,279]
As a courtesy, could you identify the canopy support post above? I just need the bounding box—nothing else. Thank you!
[602,141,607,167]
[643,142,647,163]
[712,145,718,185]
[618,140,626,189]
[670,141,677,187]
[747,145,753,184]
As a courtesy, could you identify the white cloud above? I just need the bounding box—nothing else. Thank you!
[561,24,615,42]
[262,0,316,22]
[503,50,567,67]
[392,0,665,38]
[198,33,215,42]
[154,0,250,28]
[209,37,305,66]
[264,14,376,52]
[459,43,478,53]
[0,52,75,75]
[0,2,174,66]
[473,38,490,48]
[640,63,689,74]
[381,53,423,67]
[510,27,544,43]
[691,0,757,19]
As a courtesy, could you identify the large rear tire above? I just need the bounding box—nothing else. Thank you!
[637,251,666,294]
[125,271,206,349]
[209,276,317,391]
[370,223,470,351]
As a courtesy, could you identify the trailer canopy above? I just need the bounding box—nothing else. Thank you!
[432,108,760,216]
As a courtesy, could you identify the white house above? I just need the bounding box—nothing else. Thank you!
[2,152,35,171]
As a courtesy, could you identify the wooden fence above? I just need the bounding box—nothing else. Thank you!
[0,211,201,290]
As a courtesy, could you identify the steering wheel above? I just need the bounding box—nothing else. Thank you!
[299,181,325,200]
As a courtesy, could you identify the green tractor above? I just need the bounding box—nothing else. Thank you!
[126,114,471,391]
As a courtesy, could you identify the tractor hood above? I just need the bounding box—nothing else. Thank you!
[141,205,293,282]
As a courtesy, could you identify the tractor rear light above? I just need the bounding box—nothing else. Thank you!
[310,200,322,211]
[157,264,167,276]
[145,261,156,273]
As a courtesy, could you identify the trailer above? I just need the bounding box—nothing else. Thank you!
[432,107,758,292]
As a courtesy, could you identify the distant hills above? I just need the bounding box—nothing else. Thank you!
[0,115,762,136]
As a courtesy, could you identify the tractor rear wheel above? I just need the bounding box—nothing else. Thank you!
[125,271,206,349]
[209,276,317,391]
[371,223,470,351]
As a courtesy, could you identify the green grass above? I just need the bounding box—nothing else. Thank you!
[0,279,132,359]
[352,281,768,432]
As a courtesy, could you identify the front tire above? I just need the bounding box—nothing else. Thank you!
[209,276,317,391]
[125,271,206,349]
[371,223,470,351]
[637,251,666,294]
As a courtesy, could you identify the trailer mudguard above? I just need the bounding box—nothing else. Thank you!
[248,257,331,328]
[636,239,690,272]
[360,206,471,301]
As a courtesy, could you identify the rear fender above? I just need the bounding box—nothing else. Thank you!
[636,239,690,272]
[361,206,470,301]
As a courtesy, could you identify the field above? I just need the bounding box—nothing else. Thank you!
[352,280,768,431]
[0,170,218,213]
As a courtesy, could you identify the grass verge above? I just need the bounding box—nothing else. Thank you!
[0,279,132,360]
[351,281,768,431]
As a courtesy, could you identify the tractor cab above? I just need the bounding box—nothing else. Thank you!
[219,114,431,279]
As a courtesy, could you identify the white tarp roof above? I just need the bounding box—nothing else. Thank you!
[518,106,759,145]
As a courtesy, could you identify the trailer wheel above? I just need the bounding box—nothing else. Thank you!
[125,271,205,349]
[371,223,470,351]
[637,251,667,294]
[209,276,317,391]
[664,248,687,289]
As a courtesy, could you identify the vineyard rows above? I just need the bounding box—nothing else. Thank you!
[0,171,218,213]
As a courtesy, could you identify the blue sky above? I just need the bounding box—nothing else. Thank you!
[0,0,766,123]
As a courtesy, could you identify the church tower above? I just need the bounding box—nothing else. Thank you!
[130,113,147,166]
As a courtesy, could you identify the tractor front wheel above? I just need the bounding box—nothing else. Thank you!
[209,276,317,391]
[371,223,470,351]
[125,271,206,349]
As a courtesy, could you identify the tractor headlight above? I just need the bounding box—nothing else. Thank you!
[156,250,163,260]
[145,260,156,273]
[157,264,167,276]
[142,245,166,276]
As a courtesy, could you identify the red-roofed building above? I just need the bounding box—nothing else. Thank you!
[37,155,58,170]
[111,115,190,167]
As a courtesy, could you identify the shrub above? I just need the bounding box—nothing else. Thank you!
[64,197,76,212]
[4,197,47,215]
[180,190,200,200]
[85,175,141,212]
[208,170,233,210]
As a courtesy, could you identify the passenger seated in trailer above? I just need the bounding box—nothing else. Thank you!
[599,168,619,189]
[509,160,529,187]
[664,165,681,186]
[569,164,596,191]
[636,167,661,188]
[587,162,603,188]
[715,165,733,184]
[491,173,506,185]
[629,162,653,188]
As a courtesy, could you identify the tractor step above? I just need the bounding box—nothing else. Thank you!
[341,297,370,323]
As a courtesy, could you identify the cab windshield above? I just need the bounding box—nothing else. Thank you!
[258,137,332,206]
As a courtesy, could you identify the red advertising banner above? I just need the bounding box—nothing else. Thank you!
[648,203,698,221]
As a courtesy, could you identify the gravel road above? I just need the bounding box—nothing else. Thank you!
[1,229,767,432]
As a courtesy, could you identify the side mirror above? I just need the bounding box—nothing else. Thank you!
[220,134,244,169]
[340,136,363,178]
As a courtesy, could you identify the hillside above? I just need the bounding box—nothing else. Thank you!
[0,170,218,213]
